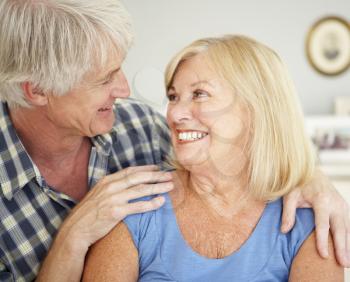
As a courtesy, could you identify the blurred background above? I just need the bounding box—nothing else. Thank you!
[122,1,350,276]
[123,0,350,114]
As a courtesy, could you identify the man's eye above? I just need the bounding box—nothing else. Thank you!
[102,76,113,85]
[101,69,120,85]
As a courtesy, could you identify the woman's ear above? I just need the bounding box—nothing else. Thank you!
[21,82,48,106]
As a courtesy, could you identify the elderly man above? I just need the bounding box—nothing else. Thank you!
[0,1,348,281]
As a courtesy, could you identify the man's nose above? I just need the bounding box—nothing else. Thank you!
[111,70,130,98]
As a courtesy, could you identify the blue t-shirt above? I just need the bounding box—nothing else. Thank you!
[124,193,315,282]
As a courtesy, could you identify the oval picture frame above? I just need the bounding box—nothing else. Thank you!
[306,16,350,76]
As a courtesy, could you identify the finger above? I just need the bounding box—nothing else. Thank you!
[105,165,160,182]
[120,164,160,174]
[111,170,173,192]
[116,196,166,218]
[120,182,173,202]
[314,205,330,258]
[281,191,299,233]
[346,226,350,267]
[330,215,347,266]
[85,166,162,200]
[340,200,350,267]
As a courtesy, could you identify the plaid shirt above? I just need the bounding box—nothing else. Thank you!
[0,99,172,282]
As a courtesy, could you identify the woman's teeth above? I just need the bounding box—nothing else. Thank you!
[178,131,208,141]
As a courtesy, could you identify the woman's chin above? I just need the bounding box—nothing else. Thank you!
[175,153,209,170]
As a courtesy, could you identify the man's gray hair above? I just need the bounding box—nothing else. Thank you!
[0,0,133,108]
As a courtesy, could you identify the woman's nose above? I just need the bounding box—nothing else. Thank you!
[167,100,193,124]
[111,70,130,98]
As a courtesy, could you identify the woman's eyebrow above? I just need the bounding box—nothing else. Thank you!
[169,80,214,90]
[167,85,176,92]
[190,80,214,87]
[168,79,215,92]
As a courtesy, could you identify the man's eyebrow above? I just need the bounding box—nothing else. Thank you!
[99,67,121,82]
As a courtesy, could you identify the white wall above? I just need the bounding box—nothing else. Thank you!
[122,0,350,115]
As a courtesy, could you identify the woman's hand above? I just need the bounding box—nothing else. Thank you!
[281,170,350,267]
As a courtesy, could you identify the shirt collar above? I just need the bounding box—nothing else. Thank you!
[89,105,117,156]
[91,133,112,156]
[0,102,42,200]
[0,102,114,200]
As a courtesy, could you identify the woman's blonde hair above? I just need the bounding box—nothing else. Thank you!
[0,0,133,108]
[165,35,316,201]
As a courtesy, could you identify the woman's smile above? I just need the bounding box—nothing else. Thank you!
[176,130,209,143]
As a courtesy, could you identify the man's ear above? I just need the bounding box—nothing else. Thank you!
[21,82,48,106]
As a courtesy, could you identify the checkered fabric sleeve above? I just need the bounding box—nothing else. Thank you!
[0,99,173,281]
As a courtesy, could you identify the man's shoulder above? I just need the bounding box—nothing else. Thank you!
[111,98,167,131]
[94,98,170,162]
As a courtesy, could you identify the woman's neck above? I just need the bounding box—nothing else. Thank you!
[175,169,258,219]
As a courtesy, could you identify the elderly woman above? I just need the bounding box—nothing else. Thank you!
[83,35,343,281]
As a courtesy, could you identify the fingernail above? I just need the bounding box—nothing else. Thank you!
[322,249,329,258]
[162,182,174,191]
[148,165,159,169]
[167,182,174,188]
[155,196,165,205]
[346,254,350,265]
[164,173,173,179]
[281,223,288,233]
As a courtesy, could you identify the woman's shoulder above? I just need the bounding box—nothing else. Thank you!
[123,194,159,225]
[265,198,315,257]
[266,197,315,227]
[123,193,170,247]
[266,197,315,233]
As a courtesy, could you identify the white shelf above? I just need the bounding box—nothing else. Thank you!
[320,164,350,179]
[319,150,350,164]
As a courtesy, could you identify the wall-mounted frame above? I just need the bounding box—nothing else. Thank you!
[306,16,350,76]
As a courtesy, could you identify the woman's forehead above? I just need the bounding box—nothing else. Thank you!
[172,56,217,84]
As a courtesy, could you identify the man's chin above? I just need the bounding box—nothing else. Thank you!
[97,126,113,136]
[88,124,114,137]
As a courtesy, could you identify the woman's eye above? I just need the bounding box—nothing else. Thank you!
[193,90,209,99]
[167,94,177,102]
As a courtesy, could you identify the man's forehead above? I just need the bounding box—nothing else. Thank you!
[89,51,125,78]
